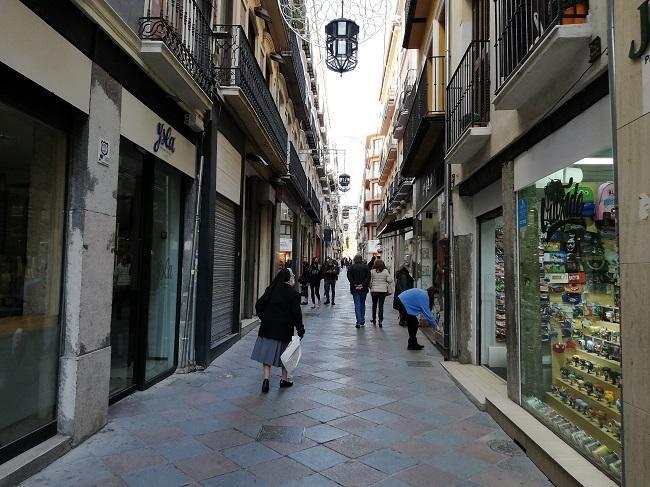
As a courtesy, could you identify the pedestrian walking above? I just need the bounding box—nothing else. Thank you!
[347,254,371,328]
[308,257,323,308]
[367,255,376,269]
[323,258,339,305]
[251,268,305,393]
[299,259,309,305]
[369,259,393,328]
[396,286,437,350]
[393,263,414,327]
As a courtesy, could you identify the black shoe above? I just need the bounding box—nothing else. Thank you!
[332,302,336,306]
[279,379,294,388]
[355,324,361,329]
[324,300,330,305]
[379,322,383,328]
[262,379,270,393]
[371,320,376,326]
[407,343,425,350]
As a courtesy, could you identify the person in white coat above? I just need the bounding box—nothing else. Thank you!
[369,259,393,328]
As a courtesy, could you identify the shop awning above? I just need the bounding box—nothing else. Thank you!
[377,217,413,239]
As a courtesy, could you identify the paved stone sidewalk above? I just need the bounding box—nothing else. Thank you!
[23,280,551,487]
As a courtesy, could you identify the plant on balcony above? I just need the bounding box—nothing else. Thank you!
[548,0,587,26]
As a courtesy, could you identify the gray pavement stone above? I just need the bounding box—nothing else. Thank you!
[289,445,348,471]
[21,280,549,487]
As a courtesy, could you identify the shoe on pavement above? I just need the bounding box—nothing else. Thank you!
[324,300,330,305]
[332,302,336,305]
[407,343,425,350]
[262,379,270,393]
[279,379,293,388]
[355,324,361,329]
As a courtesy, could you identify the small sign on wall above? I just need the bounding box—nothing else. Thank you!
[98,138,110,166]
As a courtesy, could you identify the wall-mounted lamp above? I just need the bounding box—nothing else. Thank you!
[246,153,269,167]
[254,7,272,23]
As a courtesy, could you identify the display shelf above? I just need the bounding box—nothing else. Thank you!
[545,393,621,454]
[564,363,620,395]
[581,333,621,348]
[573,348,621,370]
[592,320,620,331]
[555,378,620,418]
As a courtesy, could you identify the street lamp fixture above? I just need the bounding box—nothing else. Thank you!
[325,8,359,75]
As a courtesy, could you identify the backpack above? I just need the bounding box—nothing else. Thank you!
[595,182,615,222]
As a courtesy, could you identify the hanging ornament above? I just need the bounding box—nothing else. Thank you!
[342,208,350,219]
[325,16,359,74]
[279,0,388,49]
[338,173,351,191]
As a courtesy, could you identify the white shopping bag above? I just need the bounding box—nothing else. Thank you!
[280,336,302,374]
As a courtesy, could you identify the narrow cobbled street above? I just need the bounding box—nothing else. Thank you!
[24,282,550,487]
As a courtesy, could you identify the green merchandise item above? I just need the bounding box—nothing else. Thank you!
[565,184,595,203]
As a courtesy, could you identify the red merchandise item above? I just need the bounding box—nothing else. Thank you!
[565,339,577,349]
[552,343,566,353]
[568,272,586,284]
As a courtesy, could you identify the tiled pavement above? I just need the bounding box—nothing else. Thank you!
[22,279,552,487]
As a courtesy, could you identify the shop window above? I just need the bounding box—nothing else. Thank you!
[518,155,621,483]
[0,102,66,459]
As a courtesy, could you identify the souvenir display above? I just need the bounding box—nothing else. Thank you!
[519,175,621,483]
[495,224,506,341]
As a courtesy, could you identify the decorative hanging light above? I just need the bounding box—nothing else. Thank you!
[338,173,351,192]
[342,208,350,219]
[325,10,359,75]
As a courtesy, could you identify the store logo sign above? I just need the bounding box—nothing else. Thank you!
[153,122,176,154]
[630,1,650,59]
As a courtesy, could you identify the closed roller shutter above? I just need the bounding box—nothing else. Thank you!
[211,193,238,344]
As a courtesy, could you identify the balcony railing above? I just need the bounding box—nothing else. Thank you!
[139,0,214,94]
[213,25,288,160]
[495,0,589,92]
[446,40,490,151]
[393,69,417,138]
[281,31,309,121]
[402,56,445,166]
[289,143,308,203]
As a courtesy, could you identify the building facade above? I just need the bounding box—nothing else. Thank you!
[0,0,335,479]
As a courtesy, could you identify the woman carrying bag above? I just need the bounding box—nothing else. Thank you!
[369,259,393,328]
[252,268,305,393]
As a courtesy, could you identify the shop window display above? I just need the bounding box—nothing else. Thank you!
[517,157,621,483]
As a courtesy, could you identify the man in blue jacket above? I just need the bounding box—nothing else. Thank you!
[396,286,438,350]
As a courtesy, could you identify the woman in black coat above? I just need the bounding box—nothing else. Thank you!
[252,268,305,393]
[308,258,323,308]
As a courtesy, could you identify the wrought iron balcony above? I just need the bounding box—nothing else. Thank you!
[138,0,214,108]
[213,25,288,168]
[495,0,589,93]
[280,32,309,122]
[446,40,490,152]
[393,69,417,139]
[401,56,445,178]
[288,142,309,204]
[379,138,398,184]
[307,181,322,222]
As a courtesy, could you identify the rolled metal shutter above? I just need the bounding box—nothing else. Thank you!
[211,194,238,344]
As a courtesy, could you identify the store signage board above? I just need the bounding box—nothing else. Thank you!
[630,1,650,114]
[518,198,529,228]
[97,138,110,167]
[154,122,176,155]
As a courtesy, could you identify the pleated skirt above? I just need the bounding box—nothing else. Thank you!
[251,336,287,367]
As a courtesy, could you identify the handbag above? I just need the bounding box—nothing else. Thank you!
[387,279,395,295]
[280,336,302,374]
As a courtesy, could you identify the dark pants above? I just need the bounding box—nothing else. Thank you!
[396,299,420,345]
[324,279,336,303]
[371,292,387,323]
[310,282,321,304]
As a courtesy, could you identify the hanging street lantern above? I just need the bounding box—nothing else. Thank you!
[342,208,350,219]
[325,17,359,74]
[338,173,351,192]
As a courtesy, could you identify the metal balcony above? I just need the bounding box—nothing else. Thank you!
[445,40,491,164]
[280,32,309,122]
[138,0,213,111]
[379,90,397,135]
[401,56,445,178]
[213,25,288,171]
[393,70,417,139]
[494,0,591,109]
[379,138,397,184]
[288,142,309,205]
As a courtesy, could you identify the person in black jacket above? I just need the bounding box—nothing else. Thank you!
[347,254,371,328]
[322,258,339,305]
[251,268,305,393]
[308,257,323,308]
[393,263,415,327]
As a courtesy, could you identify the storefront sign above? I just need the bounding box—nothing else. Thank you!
[153,122,176,154]
[540,180,584,236]
[518,198,529,228]
[280,237,292,252]
[629,1,650,59]
[97,138,110,166]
